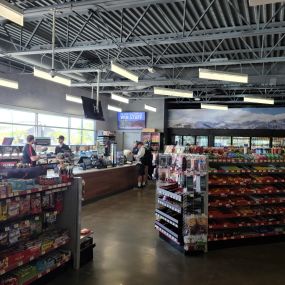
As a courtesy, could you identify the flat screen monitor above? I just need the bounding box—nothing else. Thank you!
[81,96,104,121]
[118,112,146,130]
[35,137,51,146]
[2,137,14,146]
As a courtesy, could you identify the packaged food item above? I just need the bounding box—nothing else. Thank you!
[0,232,8,247]
[0,275,18,285]
[0,202,7,222]
[30,217,42,236]
[42,193,55,210]
[44,212,57,226]
[8,228,20,245]
[30,195,41,214]
[8,179,35,191]
[19,196,30,216]
[19,220,31,242]
[7,200,20,219]
[55,192,63,212]
[0,184,7,197]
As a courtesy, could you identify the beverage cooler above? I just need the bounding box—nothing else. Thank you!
[214,136,231,147]
[251,137,270,148]
[232,137,250,147]
[196,136,208,147]
[272,137,285,147]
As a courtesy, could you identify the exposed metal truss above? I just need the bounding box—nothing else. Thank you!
[1,0,285,105]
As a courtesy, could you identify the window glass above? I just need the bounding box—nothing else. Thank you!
[70,118,82,129]
[70,130,82,145]
[41,127,69,145]
[174,136,183,145]
[232,137,250,147]
[12,110,35,125]
[214,136,231,147]
[0,124,12,143]
[251,137,270,148]
[38,114,68,128]
[82,130,95,145]
[83,119,94,130]
[183,136,195,146]
[13,125,35,145]
[272,137,285,147]
[0,108,13,123]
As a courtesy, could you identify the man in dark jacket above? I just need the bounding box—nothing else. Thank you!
[55,135,71,155]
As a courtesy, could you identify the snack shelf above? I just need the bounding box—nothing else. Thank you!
[208,179,285,186]
[22,253,71,285]
[157,188,183,202]
[157,199,181,213]
[154,224,180,245]
[0,183,71,200]
[155,209,179,228]
[209,188,285,197]
[209,169,285,174]
[209,208,285,219]
[0,236,70,276]
[209,219,285,230]
[209,159,285,164]
[209,197,285,207]
[208,231,285,242]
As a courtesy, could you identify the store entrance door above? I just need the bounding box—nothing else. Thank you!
[123,132,141,150]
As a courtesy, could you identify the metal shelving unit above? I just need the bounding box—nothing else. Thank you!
[155,154,208,253]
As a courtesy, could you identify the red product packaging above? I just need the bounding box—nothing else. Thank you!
[30,195,42,214]
[0,276,18,285]
[19,196,30,216]
[55,193,64,213]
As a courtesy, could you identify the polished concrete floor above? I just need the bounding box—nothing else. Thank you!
[49,183,285,285]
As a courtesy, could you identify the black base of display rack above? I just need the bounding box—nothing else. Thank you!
[208,235,285,250]
[158,233,184,253]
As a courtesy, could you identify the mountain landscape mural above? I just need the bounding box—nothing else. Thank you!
[168,108,285,129]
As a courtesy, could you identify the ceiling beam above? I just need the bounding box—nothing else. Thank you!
[4,22,285,56]
[0,0,182,24]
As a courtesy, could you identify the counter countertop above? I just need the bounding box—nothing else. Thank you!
[73,164,136,175]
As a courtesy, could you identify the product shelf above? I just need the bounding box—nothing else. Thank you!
[208,231,285,242]
[154,223,180,245]
[155,209,180,228]
[22,253,71,285]
[157,188,183,202]
[209,169,285,174]
[209,159,285,164]
[0,236,70,276]
[157,199,182,213]
[208,180,285,186]
[209,208,285,219]
[209,188,285,197]
[0,183,71,200]
[209,219,285,230]
[208,197,285,207]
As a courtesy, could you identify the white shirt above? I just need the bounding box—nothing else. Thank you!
[136,146,145,164]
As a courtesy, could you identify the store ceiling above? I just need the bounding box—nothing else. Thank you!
[1,0,285,104]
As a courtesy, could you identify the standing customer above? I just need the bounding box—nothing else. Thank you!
[55,135,71,155]
[135,142,146,188]
[22,135,39,166]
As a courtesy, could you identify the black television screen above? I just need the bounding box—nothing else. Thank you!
[81,97,105,121]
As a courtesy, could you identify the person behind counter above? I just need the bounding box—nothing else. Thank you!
[55,135,71,155]
[22,135,39,166]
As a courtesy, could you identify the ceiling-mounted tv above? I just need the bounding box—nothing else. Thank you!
[81,96,105,121]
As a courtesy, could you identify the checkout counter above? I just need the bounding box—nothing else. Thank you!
[73,164,137,202]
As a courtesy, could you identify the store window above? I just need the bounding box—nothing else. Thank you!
[83,119,94,130]
[174,136,183,145]
[183,136,195,146]
[0,108,13,123]
[232,137,250,147]
[70,129,82,145]
[272,137,285,147]
[12,110,35,125]
[82,130,95,145]
[12,125,35,145]
[0,124,12,143]
[38,113,68,128]
[251,137,270,148]
[40,127,69,145]
[70,118,82,129]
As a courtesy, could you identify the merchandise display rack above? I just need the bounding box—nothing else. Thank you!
[208,155,285,244]
[0,175,83,284]
[155,154,208,253]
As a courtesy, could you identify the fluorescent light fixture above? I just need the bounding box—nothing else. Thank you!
[0,77,18,89]
[199,68,248,83]
[111,93,129,104]
[249,0,285,6]
[66,94,82,104]
[154,87,193,98]
[244,96,274,105]
[108,105,122,112]
[34,68,71,86]
[144,104,157,112]
[201,103,228,111]
[110,61,139,82]
[0,0,24,26]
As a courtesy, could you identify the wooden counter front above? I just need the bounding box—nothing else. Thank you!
[74,165,137,201]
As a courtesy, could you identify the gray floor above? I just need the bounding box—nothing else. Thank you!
[49,183,285,285]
